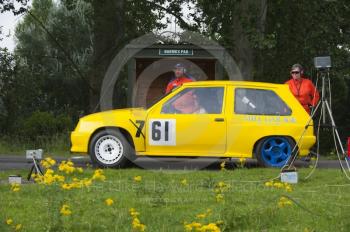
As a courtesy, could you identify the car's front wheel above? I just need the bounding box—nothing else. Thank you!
[89,130,132,168]
[256,137,296,168]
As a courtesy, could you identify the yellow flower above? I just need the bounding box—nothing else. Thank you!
[61,183,72,190]
[184,224,192,231]
[184,222,205,231]
[6,218,13,225]
[129,208,140,217]
[189,222,202,228]
[43,172,55,185]
[220,161,226,170]
[216,194,224,202]
[196,213,206,219]
[217,181,226,188]
[60,204,72,216]
[15,224,22,231]
[181,179,188,186]
[134,175,142,182]
[53,174,65,182]
[83,178,92,187]
[58,161,76,174]
[278,196,293,208]
[264,181,273,187]
[285,185,293,192]
[71,181,82,189]
[215,181,230,194]
[203,223,221,232]
[11,183,21,192]
[105,198,114,206]
[130,208,146,232]
[273,182,284,189]
[45,169,54,175]
[239,157,246,165]
[77,167,84,173]
[41,157,56,169]
[92,169,106,181]
[132,218,146,232]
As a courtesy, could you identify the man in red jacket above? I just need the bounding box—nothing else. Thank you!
[165,63,195,94]
[285,64,320,114]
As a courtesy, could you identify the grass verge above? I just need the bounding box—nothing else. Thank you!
[1,164,350,231]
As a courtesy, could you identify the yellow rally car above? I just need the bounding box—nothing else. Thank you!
[71,81,316,168]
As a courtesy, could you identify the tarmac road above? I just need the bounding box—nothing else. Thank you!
[0,154,349,171]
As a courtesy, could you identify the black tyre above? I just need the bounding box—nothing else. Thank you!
[256,136,296,168]
[89,129,133,168]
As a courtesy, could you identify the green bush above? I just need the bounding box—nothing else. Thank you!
[19,111,73,140]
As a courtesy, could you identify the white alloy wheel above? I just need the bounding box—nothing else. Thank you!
[94,135,124,165]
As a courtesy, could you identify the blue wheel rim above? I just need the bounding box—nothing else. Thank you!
[260,137,292,167]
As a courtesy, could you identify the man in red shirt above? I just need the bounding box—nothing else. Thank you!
[285,64,320,114]
[165,63,195,94]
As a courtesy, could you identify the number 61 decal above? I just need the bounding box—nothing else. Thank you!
[149,119,176,146]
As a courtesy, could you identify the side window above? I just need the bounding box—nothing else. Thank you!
[234,88,292,115]
[161,87,224,114]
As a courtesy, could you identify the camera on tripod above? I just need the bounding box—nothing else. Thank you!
[314,56,331,70]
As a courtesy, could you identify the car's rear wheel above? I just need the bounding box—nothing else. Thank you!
[256,137,296,168]
[89,130,133,168]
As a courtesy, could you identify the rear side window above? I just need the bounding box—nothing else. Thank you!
[234,88,291,115]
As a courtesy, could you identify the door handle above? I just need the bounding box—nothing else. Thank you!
[215,118,224,122]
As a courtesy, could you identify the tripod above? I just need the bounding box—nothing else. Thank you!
[312,69,346,157]
[303,68,349,177]
[286,68,348,176]
[27,156,44,181]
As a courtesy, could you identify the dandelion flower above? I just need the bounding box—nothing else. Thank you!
[83,178,92,187]
[273,182,284,189]
[105,198,114,206]
[201,223,221,232]
[220,161,226,170]
[196,213,206,219]
[216,194,224,202]
[285,185,293,192]
[181,179,188,186]
[264,181,273,187]
[11,183,21,192]
[15,224,22,231]
[129,208,140,217]
[184,224,192,231]
[92,169,106,181]
[60,204,72,216]
[278,196,293,208]
[53,174,65,182]
[239,157,246,165]
[41,157,56,169]
[134,176,142,182]
[6,218,13,225]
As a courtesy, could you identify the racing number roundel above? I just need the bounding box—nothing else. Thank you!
[149,119,176,146]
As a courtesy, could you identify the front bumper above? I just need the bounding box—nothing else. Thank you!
[70,131,90,153]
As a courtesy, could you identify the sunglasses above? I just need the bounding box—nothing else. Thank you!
[291,71,300,74]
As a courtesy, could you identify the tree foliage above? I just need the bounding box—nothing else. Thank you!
[1,0,349,152]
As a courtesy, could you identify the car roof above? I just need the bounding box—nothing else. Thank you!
[182,80,285,88]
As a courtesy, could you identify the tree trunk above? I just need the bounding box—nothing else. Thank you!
[89,0,124,112]
[232,0,267,81]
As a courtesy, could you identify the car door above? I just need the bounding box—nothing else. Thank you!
[145,86,227,155]
[226,86,293,157]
